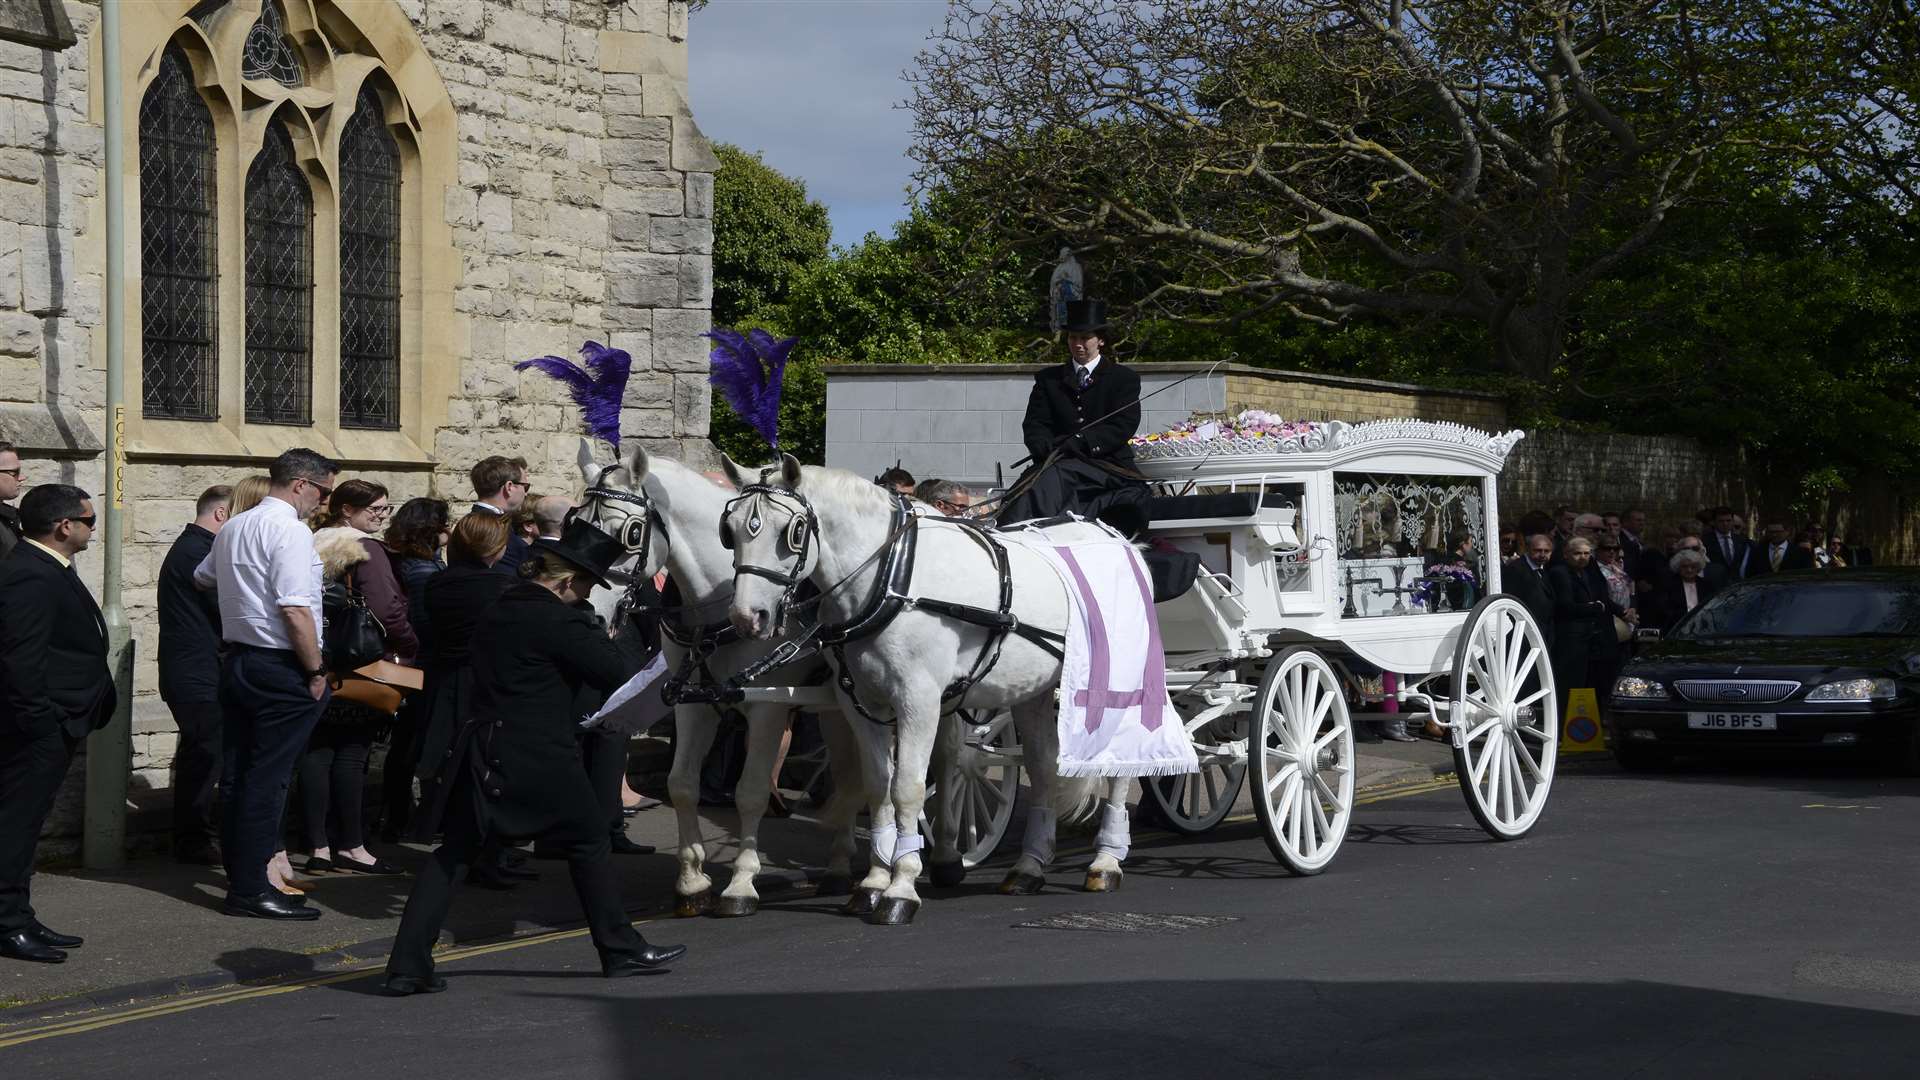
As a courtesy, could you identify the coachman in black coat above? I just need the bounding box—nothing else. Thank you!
[0,496,114,964]
[409,558,512,840]
[999,300,1151,536]
[385,523,682,993]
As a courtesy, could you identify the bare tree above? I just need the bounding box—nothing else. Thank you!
[909,0,1811,379]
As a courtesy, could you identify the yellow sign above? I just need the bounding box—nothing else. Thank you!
[1559,687,1607,753]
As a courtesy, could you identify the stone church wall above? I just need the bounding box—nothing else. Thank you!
[0,0,716,852]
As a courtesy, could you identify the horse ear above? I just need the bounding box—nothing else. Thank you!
[628,444,651,482]
[780,452,803,488]
[575,439,598,484]
[720,453,749,489]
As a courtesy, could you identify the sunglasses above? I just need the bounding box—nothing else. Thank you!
[300,478,334,501]
[65,514,96,529]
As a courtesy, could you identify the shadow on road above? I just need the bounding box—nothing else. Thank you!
[539,977,1920,1079]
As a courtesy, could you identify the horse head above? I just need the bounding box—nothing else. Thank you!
[719,451,815,639]
[572,438,668,581]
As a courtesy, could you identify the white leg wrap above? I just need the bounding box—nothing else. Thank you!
[892,833,924,860]
[1095,801,1131,863]
[870,821,897,869]
[1021,805,1057,867]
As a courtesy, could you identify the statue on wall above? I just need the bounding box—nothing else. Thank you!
[1047,247,1083,333]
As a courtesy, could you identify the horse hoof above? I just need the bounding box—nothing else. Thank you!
[867,897,919,926]
[845,887,883,916]
[928,861,967,888]
[815,874,854,898]
[674,891,713,918]
[713,895,759,918]
[1084,869,1123,893]
[998,871,1045,896]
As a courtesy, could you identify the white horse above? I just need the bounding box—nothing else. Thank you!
[720,453,1133,925]
[573,443,878,917]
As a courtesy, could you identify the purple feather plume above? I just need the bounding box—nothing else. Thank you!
[705,328,797,451]
[514,341,632,448]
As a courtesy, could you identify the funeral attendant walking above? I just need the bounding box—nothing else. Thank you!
[0,485,114,963]
[158,485,233,865]
[194,449,339,921]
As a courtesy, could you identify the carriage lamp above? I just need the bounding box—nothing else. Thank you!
[1612,676,1668,700]
[1804,677,1897,702]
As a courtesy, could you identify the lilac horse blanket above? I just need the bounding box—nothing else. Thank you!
[1002,524,1198,778]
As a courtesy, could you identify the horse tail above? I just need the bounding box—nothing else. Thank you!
[1049,773,1106,826]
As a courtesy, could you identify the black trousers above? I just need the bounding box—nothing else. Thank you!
[297,719,374,852]
[385,766,644,979]
[220,646,328,897]
[580,727,628,837]
[381,699,424,838]
[0,727,79,933]
[167,698,222,846]
[1000,456,1150,537]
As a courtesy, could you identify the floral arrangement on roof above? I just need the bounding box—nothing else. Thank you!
[1131,408,1324,446]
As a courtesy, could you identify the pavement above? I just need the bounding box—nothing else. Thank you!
[5,749,1917,1077]
[0,737,1455,1016]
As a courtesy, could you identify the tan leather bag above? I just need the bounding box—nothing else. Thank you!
[329,660,423,715]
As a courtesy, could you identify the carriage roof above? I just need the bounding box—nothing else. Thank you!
[1132,418,1526,484]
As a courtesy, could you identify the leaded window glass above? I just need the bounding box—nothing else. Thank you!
[242,1,302,87]
[139,48,218,421]
[338,87,401,430]
[1333,474,1487,617]
[244,122,313,425]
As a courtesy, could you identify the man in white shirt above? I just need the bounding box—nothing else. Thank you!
[465,455,530,574]
[194,448,338,921]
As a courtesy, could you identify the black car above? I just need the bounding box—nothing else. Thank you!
[1608,569,1920,772]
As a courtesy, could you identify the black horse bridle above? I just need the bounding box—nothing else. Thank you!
[719,481,819,628]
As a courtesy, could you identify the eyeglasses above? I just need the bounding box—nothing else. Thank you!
[65,515,96,529]
[367,504,393,518]
[0,467,19,478]
[300,478,334,501]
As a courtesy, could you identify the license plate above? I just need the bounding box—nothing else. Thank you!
[1686,712,1777,731]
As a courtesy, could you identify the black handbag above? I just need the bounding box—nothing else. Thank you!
[322,569,388,673]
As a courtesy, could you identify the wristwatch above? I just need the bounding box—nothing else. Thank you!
[304,667,327,679]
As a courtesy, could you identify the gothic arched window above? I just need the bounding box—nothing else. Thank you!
[244,122,313,425]
[138,47,218,421]
[242,1,303,87]
[338,86,401,430]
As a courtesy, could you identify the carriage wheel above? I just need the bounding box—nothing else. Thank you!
[1449,595,1558,840]
[921,710,1023,867]
[1249,648,1354,875]
[1141,755,1246,835]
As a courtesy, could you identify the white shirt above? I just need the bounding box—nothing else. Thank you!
[194,496,323,650]
[471,502,504,516]
[1769,542,1788,570]
[1682,580,1699,611]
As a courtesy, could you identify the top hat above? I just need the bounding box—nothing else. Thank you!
[1062,299,1108,334]
[530,518,625,588]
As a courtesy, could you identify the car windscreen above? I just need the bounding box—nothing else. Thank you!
[1676,579,1920,638]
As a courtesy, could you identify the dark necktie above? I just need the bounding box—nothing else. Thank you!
[1076,366,1091,390]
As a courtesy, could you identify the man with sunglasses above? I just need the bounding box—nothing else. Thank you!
[466,455,532,575]
[0,484,113,962]
[193,448,338,921]
[0,440,22,561]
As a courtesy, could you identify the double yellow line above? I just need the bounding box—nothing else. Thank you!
[0,777,1458,1050]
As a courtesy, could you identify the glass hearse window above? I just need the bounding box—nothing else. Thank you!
[1678,579,1920,639]
[1333,473,1487,617]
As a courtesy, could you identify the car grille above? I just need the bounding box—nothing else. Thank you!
[1673,679,1802,704]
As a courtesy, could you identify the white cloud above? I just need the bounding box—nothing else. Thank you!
[689,0,947,247]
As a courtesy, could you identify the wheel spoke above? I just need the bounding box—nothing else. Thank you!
[1311,726,1342,754]
[1311,771,1343,809]
[1305,785,1327,856]
[1508,743,1534,813]
[1267,761,1299,799]
[1514,686,1553,709]
[1464,714,1501,745]
[1472,727,1505,789]
[1513,735,1545,783]
[1516,722,1552,742]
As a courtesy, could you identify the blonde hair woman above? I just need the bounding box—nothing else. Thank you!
[229,475,271,517]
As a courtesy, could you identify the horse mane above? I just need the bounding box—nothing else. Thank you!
[797,464,892,517]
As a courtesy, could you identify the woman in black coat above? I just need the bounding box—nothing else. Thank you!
[377,498,450,842]
[1547,538,1630,725]
[1652,548,1719,633]
[409,513,513,841]
[384,523,684,995]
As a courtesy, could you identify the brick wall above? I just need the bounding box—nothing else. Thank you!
[1498,429,1748,531]
[1225,371,1507,430]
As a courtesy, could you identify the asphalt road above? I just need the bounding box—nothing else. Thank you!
[4,758,1918,1079]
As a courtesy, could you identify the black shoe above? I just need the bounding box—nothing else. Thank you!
[223,891,322,921]
[609,834,655,856]
[173,841,223,867]
[603,944,686,976]
[28,922,81,949]
[493,863,541,881]
[304,855,334,874]
[331,854,400,875]
[382,973,448,996]
[464,866,521,891]
[0,929,65,964]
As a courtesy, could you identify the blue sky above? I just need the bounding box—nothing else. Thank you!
[688,0,948,249]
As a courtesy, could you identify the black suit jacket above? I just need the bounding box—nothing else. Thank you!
[466,506,528,575]
[0,503,18,562]
[1748,541,1813,577]
[1547,562,1624,654]
[465,583,631,839]
[1021,360,1141,469]
[1704,531,1755,579]
[157,524,222,702]
[1502,557,1557,644]
[0,544,114,739]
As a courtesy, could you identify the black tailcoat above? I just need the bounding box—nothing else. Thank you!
[0,544,113,739]
[458,582,630,842]
[1003,360,1149,530]
[157,524,222,703]
[410,561,511,839]
[1501,557,1557,647]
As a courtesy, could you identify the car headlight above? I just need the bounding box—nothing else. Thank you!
[1613,676,1668,700]
[1804,678,1898,702]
